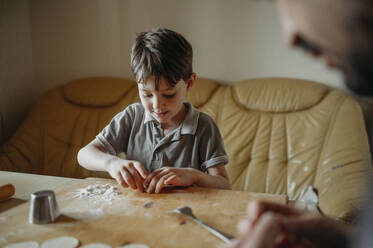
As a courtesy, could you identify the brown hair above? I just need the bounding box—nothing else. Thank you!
[130,28,193,89]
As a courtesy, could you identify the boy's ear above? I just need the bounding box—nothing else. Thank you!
[186,73,197,91]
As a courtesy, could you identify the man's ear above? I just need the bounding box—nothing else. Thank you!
[186,73,197,91]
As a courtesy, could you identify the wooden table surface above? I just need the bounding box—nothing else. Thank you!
[0,177,287,248]
[0,171,80,200]
[0,171,80,214]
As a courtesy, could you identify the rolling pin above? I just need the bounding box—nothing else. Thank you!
[0,184,15,201]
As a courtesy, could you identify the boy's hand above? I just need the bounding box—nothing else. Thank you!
[144,167,197,194]
[107,159,148,192]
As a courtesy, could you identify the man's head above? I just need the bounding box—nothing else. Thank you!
[130,28,194,89]
[276,0,373,96]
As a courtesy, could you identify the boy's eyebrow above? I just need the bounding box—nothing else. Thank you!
[139,87,175,93]
[162,86,175,92]
[138,83,176,92]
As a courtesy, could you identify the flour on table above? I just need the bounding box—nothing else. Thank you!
[4,241,39,248]
[73,184,120,204]
[0,236,6,243]
[0,216,7,223]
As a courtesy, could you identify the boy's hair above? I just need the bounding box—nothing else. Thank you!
[130,28,193,89]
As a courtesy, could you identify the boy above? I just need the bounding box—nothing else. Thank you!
[77,28,231,193]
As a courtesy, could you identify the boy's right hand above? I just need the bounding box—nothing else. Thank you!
[106,158,148,192]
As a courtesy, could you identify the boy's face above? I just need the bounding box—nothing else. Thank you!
[138,76,193,127]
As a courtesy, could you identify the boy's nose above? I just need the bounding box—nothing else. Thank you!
[153,97,164,110]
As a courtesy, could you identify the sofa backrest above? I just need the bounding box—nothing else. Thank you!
[1,77,371,221]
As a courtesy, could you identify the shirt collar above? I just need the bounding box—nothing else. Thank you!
[144,109,155,124]
[143,102,200,135]
[181,102,199,135]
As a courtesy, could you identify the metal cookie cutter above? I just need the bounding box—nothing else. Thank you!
[29,190,60,224]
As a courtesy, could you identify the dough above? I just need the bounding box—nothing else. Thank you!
[80,243,111,248]
[120,244,149,248]
[41,236,79,248]
[4,241,39,248]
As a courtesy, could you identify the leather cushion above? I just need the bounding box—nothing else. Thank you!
[233,78,330,113]
[63,77,136,107]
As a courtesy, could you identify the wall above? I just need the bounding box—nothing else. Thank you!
[0,0,35,142]
[2,0,344,141]
[30,0,343,90]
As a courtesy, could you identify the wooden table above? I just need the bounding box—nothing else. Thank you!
[0,171,80,213]
[0,171,81,200]
[0,173,287,248]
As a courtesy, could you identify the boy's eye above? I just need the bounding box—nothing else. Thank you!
[142,94,152,98]
[163,94,175,99]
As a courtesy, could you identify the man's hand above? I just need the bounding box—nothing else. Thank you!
[226,200,349,248]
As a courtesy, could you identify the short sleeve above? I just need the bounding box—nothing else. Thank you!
[96,104,137,155]
[198,113,229,170]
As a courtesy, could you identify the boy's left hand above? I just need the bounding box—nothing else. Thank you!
[144,167,197,193]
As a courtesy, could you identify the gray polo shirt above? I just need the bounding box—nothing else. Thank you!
[96,102,228,173]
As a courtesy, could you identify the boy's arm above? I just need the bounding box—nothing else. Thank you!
[77,139,148,191]
[145,164,232,193]
[77,139,118,171]
[196,164,232,190]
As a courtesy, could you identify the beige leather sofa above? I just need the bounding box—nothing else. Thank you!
[0,77,371,222]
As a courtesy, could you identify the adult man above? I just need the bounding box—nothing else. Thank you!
[228,0,373,247]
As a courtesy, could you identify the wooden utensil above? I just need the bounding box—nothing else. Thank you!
[0,184,15,201]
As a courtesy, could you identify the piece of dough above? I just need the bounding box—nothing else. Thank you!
[41,236,79,248]
[80,243,111,248]
[120,244,149,248]
[4,241,39,248]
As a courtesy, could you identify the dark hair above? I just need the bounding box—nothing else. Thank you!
[130,28,193,89]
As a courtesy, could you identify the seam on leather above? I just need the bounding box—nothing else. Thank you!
[50,96,82,177]
[265,116,274,194]
[284,115,289,197]
[240,166,250,190]
[76,107,92,177]
[226,87,258,189]
[312,92,348,187]
[65,108,84,177]
[247,111,262,191]
[5,125,35,171]
[40,96,46,174]
[94,108,102,143]
[10,144,31,171]
[216,86,227,127]
[231,146,252,187]
[232,84,332,113]
[194,84,221,109]
[62,84,138,108]
[2,144,26,171]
